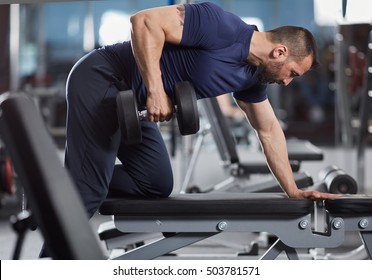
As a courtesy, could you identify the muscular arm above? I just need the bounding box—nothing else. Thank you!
[236,99,298,197]
[130,5,185,122]
[236,99,340,200]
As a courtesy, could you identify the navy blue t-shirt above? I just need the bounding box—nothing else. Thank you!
[97,2,267,107]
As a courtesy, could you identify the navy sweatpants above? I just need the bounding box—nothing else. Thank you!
[65,50,173,217]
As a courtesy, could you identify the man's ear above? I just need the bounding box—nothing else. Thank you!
[272,45,288,59]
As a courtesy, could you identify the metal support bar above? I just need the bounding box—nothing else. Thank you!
[180,124,210,193]
[359,231,372,259]
[260,239,299,260]
[113,232,217,260]
[114,214,345,249]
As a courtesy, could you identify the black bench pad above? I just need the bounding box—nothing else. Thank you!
[287,138,324,161]
[100,193,313,217]
[325,195,372,214]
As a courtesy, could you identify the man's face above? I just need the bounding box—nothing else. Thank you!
[258,55,313,86]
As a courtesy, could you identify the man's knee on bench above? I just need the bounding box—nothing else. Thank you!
[108,177,173,199]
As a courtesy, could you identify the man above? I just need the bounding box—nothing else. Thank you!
[65,2,339,217]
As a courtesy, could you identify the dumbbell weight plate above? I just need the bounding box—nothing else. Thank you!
[318,165,340,181]
[326,170,358,194]
[174,81,200,135]
[319,165,358,194]
[116,90,142,145]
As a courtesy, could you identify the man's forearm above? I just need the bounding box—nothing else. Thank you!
[257,120,299,197]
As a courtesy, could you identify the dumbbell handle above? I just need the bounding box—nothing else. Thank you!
[138,107,178,121]
[138,110,147,120]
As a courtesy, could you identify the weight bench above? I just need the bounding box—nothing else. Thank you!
[323,195,372,259]
[0,93,105,259]
[97,167,358,255]
[99,192,372,260]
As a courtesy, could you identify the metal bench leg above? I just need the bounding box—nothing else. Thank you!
[113,232,217,260]
[360,231,372,259]
[260,239,299,260]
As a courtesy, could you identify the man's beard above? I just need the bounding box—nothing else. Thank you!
[257,60,285,85]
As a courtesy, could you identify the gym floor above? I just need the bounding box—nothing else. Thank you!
[1,139,371,260]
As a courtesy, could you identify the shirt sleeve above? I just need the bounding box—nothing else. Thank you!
[233,83,268,103]
[181,2,247,49]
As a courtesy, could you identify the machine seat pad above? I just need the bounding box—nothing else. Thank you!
[100,193,313,217]
[325,195,372,215]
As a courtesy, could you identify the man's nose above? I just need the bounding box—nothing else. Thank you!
[282,77,294,86]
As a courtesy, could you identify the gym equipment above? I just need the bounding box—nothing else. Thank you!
[356,30,372,192]
[9,210,37,260]
[0,93,366,261]
[0,93,105,259]
[117,81,200,144]
[98,165,357,256]
[317,165,358,194]
[99,191,372,260]
[0,145,14,196]
[106,90,329,253]
[334,24,371,151]
[180,97,324,194]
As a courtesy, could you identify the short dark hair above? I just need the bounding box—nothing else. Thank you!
[267,26,319,69]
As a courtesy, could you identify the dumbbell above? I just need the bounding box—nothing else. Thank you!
[318,165,358,194]
[116,81,200,144]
